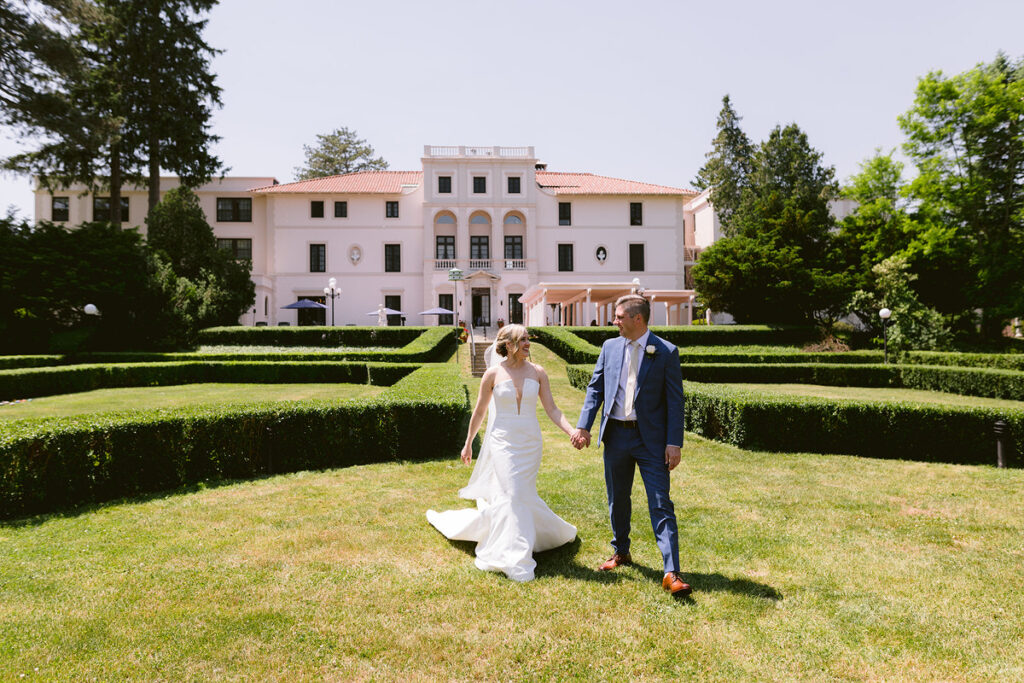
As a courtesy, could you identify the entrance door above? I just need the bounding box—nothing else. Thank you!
[471,288,491,327]
[384,295,402,326]
[508,293,523,324]
[438,293,454,326]
[297,296,326,326]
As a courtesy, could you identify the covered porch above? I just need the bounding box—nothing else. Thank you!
[518,282,697,327]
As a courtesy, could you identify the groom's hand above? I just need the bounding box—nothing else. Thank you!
[665,445,681,471]
[571,428,591,449]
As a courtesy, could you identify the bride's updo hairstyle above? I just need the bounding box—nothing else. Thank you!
[495,324,529,359]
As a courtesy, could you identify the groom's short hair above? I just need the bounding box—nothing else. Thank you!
[615,295,650,323]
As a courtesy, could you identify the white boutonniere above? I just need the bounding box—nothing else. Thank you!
[644,344,657,358]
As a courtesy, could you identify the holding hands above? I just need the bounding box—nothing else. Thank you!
[570,428,591,450]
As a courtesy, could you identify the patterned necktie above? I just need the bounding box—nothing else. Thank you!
[624,340,639,417]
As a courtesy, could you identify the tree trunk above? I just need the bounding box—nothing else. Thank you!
[148,131,160,214]
[109,140,122,230]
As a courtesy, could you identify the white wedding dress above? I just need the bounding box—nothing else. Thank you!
[426,373,577,582]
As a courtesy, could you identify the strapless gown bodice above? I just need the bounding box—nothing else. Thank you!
[426,377,577,582]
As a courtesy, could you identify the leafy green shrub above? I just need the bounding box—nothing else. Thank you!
[197,326,427,348]
[899,365,1024,400]
[683,382,1022,466]
[0,364,470,519]
[680,363,900,387]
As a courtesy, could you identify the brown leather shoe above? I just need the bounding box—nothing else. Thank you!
[597,552,632,571]
[662,572,692,597]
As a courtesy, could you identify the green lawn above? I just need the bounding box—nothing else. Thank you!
[0,383,385,420]
[1,346,1022,679]
[727,382,1024,409]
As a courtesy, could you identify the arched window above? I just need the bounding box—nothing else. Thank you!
[503,214,523,224]
[470,213,491,225]
[435,213,455,224]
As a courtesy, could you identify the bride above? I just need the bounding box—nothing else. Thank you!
[427,324,578,582]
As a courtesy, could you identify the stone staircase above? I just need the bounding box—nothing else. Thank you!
[470,340,489,377]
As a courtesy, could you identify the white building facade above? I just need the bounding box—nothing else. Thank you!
[34,145,700,328]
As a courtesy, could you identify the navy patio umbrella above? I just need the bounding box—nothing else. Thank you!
[281,300,328,309]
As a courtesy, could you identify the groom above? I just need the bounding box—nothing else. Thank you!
[572,295,690,597]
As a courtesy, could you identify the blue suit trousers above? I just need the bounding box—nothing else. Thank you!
[603,420,680,573]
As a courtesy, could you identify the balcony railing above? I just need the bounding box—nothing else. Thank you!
[434,259,457,270]
[503,259,526,270]
[423,145,535,159]
[469,259,493,271]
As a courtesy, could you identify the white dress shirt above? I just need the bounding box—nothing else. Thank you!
[610,330,650,421]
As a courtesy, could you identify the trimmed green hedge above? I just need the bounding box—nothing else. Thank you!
[568,362,1024,401]
[904,351,1024,372]
[0,327,457,371]
[528,328,602,364]
[565,365,1022,465]
[197,325,427,347]
[683,382,1022,466]
[0,361,421,401]
[566,324,819,347]
[0,364,470,519]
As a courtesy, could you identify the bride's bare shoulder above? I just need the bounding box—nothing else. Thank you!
[529,362,548,379]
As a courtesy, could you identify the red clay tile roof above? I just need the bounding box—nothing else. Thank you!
[248,170,694,196]
[535,172,695,196]
[250,171,423,194]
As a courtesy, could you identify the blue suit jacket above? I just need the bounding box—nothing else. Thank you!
[576,333,685,458]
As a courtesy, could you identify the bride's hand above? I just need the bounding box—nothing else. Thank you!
[460,443,473,465]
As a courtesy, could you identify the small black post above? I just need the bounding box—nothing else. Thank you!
[882,321,888,364]
[994,419,1009,468]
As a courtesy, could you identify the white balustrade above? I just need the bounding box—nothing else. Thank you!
[503,259,526,270]
[434,259,457,270]
[468,259,493,271]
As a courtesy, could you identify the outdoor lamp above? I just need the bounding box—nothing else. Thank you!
[324,277,341,326]
[84,304,99,316]
[879,308,892,364]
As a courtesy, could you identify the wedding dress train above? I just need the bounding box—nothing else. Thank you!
[426,377,577,582]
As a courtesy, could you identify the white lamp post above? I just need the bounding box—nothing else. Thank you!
[323,277,341,326]
[879,307,892,363]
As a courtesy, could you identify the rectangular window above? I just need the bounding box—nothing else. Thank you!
[438,293,454,325]
[309,243,326,272]
[558,244,574,272]
[473,176,486,194]
[630,202,643,226]
[629,243,645,271]
[311,200,324,218]
[385,201,399,218]
[470,235,490,259]
[507,176,521,194]
[217,238,253,261]
[384,243,401,272]
[93,196,129,222]
[504,235,523,259]
[216,197,252,222]
[436,235,455,260]
[438,176,451,194]
[384,294,402,326]
[334,201,347,217]
[558,202,571,226]
[51,196,69,222]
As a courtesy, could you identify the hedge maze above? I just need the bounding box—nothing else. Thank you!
[550,326,1024,467]
[0,327,466,518]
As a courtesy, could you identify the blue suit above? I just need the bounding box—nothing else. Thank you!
[577,333,685,573]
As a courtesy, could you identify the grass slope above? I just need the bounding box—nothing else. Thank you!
[1,345,1022,680]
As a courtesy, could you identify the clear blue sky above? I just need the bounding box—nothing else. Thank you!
[2,0,1023,218]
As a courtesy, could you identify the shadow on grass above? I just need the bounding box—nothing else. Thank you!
[439,534,782,601]
[0,473,285,529]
